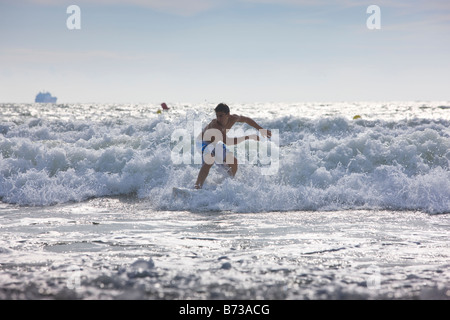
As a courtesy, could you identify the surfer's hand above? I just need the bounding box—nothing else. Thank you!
[260,129,271,139]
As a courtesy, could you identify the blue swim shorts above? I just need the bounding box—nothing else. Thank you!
[200,141,229,164]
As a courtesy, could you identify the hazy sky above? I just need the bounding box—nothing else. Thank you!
[1,0,449,103]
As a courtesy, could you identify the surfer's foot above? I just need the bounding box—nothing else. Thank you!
[194,184,201,189]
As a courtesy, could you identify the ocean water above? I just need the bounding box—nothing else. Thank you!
[0,101,449,300]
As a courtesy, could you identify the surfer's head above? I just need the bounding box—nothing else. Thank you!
[215,103,230,114]
[215,103,230,126]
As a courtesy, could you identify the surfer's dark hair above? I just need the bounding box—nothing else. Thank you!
[215,103,230,114]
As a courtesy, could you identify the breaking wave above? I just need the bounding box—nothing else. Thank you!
[1,103,449,213]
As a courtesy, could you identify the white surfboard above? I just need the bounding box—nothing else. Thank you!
[172,187,197,198]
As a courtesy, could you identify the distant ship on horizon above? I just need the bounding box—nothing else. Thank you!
[35,91,57,103]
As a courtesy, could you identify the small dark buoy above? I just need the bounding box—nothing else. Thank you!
[221,262,232,270]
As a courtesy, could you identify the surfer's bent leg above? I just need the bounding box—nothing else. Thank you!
[195,162,213,189]
[195,141,214,189]
[224,151,238,177]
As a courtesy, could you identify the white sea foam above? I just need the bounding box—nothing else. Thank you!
[0,102,449,213]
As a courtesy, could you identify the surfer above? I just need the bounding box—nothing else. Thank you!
[194,103,271,189]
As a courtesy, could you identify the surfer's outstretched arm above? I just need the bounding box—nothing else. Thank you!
[236,116,272,139]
